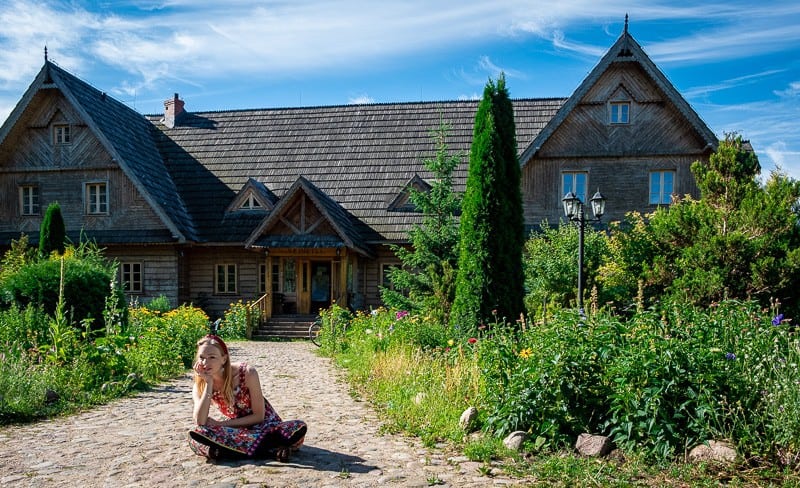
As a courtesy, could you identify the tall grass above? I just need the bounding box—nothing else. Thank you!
[319,299,800,473]
[0,302,209,424]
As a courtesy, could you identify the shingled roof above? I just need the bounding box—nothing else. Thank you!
[147,98,565,243]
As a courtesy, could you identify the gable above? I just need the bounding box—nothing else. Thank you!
[0,89,113,170]
[387,174,431,212]
[521,28,717,165]
[225,178,276,213]
[537,61,709,157]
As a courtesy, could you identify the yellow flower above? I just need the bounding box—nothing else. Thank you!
[519,348,533,359]
[447,339,454,347]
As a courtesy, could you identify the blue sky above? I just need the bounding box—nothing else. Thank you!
[1,0,798,179]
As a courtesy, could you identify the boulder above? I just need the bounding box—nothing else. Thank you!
[459,406,478,432]
[503,431,528,451]
[575,433,613,457]
[688,440,737,464]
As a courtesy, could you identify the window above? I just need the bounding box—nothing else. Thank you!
[85,182,109,214]
[259,263,267,294]
[54,124,71,144]
[283,258,296,293]
[562,172,588,204]
[650,171,675,205]
[19,185,40,216]
[121,262,143,293]
[381,263,400,290]
[610,102,630,124]
[215,264,237,294]
[271,262,280,292]
[240,194,263,210]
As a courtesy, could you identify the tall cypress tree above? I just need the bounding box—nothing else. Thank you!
[39,202,66,257]
[451,75,525,331]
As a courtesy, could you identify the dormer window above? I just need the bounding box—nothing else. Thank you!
[240,194,263,210]
[610,102,630,124]
[54,124,71,144]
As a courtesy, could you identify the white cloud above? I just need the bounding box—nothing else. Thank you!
[348,94,374,105]
[775,81,800,98]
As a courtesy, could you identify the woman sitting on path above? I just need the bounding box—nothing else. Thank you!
[188,334,307,461]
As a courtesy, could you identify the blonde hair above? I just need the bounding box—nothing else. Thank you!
[193,336,234,406]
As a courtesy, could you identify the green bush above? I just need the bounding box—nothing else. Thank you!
[218,300,250,339]
[1,245,124,330]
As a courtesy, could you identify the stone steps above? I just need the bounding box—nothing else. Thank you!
[252,314,317,340]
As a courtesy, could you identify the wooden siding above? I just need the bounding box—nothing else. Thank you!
[182,247,266,319]
[522,154,704,225]
[103,246,181,306]
[362,246,402,309]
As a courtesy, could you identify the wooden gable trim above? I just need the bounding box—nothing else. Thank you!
[245,176,356,250]
[387,174,431,212]
[225,177,275,213]
[519,28,718,166]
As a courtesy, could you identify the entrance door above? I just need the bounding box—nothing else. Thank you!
[309,261,331,313]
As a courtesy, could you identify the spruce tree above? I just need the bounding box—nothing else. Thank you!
[451,75,525,331]
[382,119,462,324]
[39,202,66,257]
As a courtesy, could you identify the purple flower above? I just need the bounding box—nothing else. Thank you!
[725,352,736,361]
[772,314,785,326]
[396,310,409,320]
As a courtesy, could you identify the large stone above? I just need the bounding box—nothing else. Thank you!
[459,406,478,432]
[688,440,737,464]
[502,431,528,451]
[575,433,612,457]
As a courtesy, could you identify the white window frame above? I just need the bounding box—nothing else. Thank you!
[19,185,40,216]
[215,263,238,294]
[562,171,588,204]
[609,101,630,124]
[649,170,675,205]
[54,124,71,145]
[240,193,263,210]
[85,181,109,215]
[121,262,143,293]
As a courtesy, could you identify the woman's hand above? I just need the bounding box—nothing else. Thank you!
[193,360,214,385]
[205,417,222,427]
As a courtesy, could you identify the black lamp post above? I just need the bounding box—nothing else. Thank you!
[562,190,606,315]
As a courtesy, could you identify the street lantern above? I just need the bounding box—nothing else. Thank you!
[562,190,607,315]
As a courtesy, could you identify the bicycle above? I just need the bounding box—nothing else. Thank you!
[308,318,322,347]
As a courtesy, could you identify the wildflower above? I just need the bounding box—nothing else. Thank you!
[396,310,409,320]
[365,328,373,335]
[492,309,497,316]
[447,339,454,347]
[773,314,785,326]
[478,324,487,331]
[519,348,532,359]
[371,309,379,316]
[725,352,736,361]
[468,337,477,344]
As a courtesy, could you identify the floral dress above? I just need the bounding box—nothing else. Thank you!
[188,363,307,459]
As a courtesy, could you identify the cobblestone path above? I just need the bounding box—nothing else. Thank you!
[0,341,527,487]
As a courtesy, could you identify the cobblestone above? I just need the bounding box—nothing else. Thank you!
[0,341,529,487]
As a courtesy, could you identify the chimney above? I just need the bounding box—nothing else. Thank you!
[163,93,185,128]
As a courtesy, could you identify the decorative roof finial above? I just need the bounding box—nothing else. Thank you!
[44,45,48,62]
[624,14,629,34]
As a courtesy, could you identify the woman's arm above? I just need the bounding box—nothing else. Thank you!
[218,365,266,428]
[192,361,214,425]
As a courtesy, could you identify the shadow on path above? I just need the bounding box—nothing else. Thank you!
[210,445,377,474]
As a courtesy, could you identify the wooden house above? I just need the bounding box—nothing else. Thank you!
[0,26,717,326]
